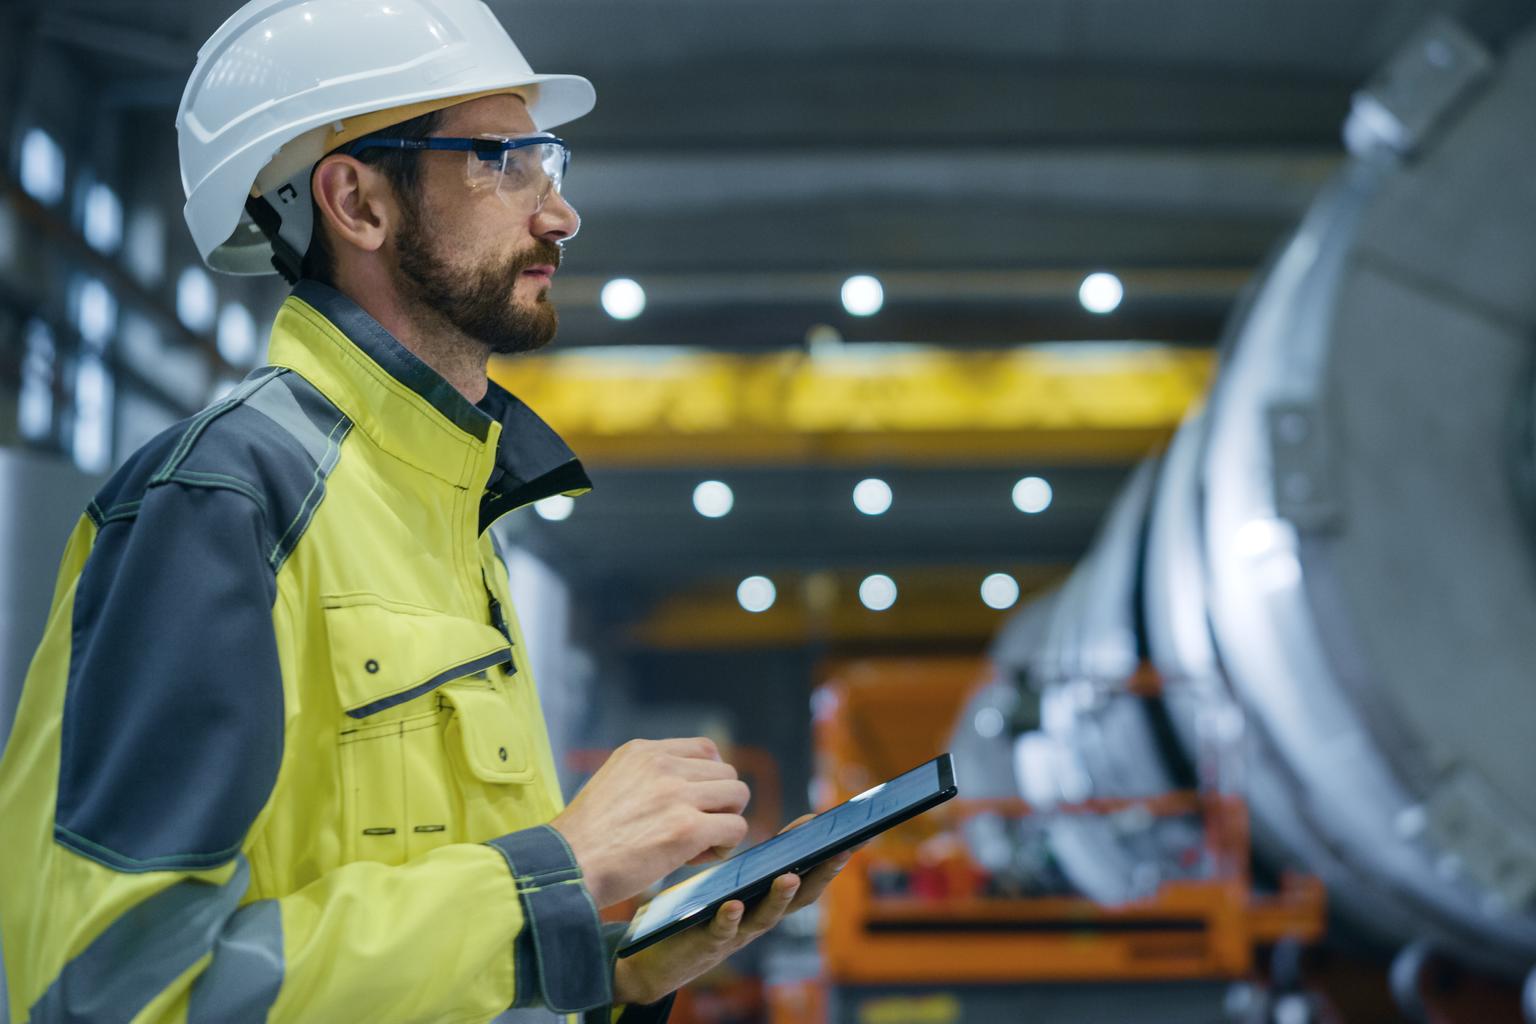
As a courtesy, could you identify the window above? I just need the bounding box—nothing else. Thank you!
[124,207,166,287]
[19,128,66,206]
[120,312,210,412]
[82,181,123,254]
[217,302,259,365]
[18,320,56,442]
[176,265,217,333]
[74,277,118,350]
[0,201,17,270]
[73,355,113,473]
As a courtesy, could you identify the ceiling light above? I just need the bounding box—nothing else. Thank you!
[693,480,733,518]
[1078,272,1123,315]
[534,495,574,521]
[980,572,1020,610]
[1012,476,1052,514]
[841,275,884,317]
[737,576,776,613]
[601,278,646,320]
[852,477,892,516]
[858,573,897,612]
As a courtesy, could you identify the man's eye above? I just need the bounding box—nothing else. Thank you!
[500,154,538,188]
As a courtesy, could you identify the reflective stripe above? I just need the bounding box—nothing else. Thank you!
[30,859,250,1024]
[188,899,284,1024]
[243,373,334,467]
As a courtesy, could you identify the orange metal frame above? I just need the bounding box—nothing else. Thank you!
[811,658,1325,985]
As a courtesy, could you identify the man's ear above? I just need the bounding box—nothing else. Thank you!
[311,154,392,257]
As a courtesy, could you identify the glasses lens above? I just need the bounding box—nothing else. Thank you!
[498,142,566,210]
[464,137,567,212]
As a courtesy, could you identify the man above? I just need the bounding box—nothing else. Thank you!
[0,0,845,1020]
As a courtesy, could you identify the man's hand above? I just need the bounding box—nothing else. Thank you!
[551,737,750,909]
[611,815,852,1007]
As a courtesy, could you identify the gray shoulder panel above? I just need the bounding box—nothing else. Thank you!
[55,367,351,873]
[165,367,353,571]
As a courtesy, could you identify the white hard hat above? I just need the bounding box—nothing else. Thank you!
[177,0,595,276]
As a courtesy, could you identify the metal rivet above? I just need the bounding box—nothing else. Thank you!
[498,746,508,762]
[365,659,379,674]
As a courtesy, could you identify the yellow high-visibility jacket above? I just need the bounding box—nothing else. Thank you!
[0,281,669,1024]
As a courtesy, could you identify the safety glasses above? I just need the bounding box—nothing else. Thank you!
[342,132,571,214]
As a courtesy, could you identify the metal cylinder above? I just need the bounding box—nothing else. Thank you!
[974,16,1536,972]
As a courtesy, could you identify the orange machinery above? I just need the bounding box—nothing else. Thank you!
[776,657,1324,1017]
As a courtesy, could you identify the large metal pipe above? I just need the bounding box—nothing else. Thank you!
[959,15,1536,973]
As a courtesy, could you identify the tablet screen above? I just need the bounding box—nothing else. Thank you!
[620,755,954,954]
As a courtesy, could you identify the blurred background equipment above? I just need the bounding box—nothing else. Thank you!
[1008,7,1536,978]
[3,0,1536,1021]
[778,14,1536,1024]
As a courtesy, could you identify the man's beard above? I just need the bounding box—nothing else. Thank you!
[394,201,561,356]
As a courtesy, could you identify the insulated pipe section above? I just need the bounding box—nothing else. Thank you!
[983,15,1536,974]
[1200,15,1536,969]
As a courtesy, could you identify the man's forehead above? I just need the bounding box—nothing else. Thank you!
[439,92,536,136]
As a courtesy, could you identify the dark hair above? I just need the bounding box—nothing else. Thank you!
[298,107,446,286]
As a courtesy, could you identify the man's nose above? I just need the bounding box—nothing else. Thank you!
[533,189,580,242]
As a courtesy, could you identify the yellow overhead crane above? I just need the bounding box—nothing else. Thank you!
[491,343,1214,468]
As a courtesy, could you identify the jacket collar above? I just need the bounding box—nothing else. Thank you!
[271,279,590,533]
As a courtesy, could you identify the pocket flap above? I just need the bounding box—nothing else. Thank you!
[324,600,511,719]
[441,679,535,783]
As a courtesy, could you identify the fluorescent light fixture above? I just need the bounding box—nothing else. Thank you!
[840,275,884,317]
[601,278,646,320]
[852,477,892,516]
[980,572,1020,610]
[1078,272,1124,315]
[736,575,776,613]
[693,480,734,518]
[858,573,897,611]
[1012,476,1052,514]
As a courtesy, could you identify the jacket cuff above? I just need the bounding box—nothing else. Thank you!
[485,825,610,1014]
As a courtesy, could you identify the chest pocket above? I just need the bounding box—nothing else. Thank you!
[326,599,529,864]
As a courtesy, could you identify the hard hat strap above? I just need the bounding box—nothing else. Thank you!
[245,194,304,284]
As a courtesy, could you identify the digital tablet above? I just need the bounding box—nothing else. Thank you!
[617,753,957,957]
